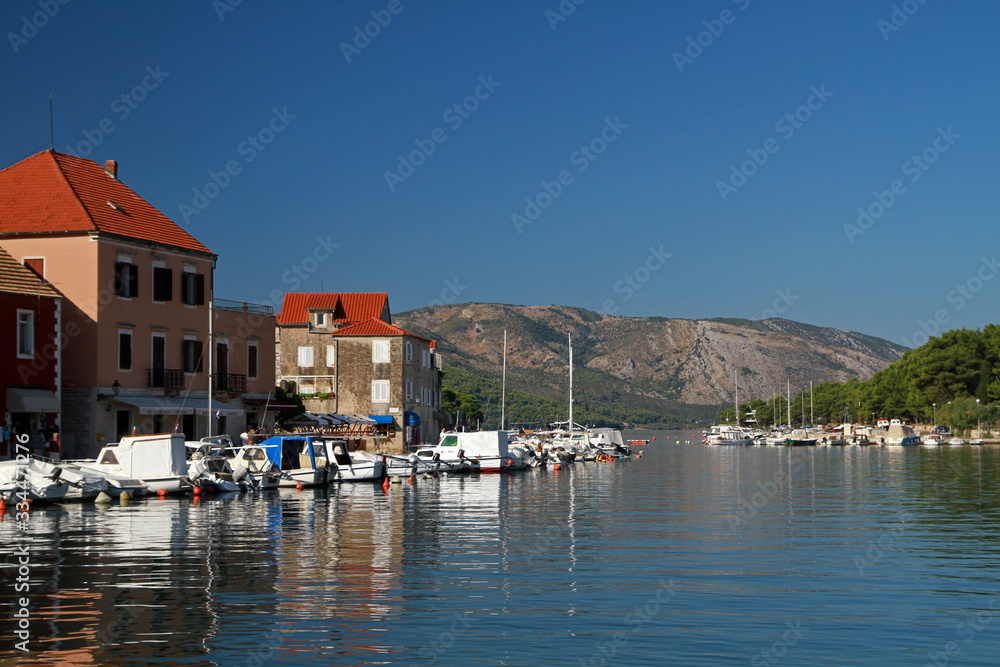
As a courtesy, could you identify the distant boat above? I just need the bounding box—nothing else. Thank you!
[922,434,943,447]
[228,435,328,487]
[947,437,965,447]
[783,429,817,446]
[413,431,514,473]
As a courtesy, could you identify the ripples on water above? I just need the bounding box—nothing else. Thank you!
[2,433,1000,665]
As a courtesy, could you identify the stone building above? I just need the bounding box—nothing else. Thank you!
[276,292,444,452]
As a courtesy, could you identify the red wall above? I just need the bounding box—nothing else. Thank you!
[1,292,59,415]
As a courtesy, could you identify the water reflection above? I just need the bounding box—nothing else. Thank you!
[1,438,999,665]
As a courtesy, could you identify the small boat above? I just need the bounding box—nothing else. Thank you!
[947,438,965,447]
[704,425,754,446]
[80,433,191,494]
[413,431,514,473]
[784,430,817,446]
[922,434,943,447]
[228,435,328,487]
[0,459,70,503]
[969,438,985,446]
[326,441,384,482]
[56,460,148,497]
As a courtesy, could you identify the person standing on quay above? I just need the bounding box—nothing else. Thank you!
[46,432,61,461]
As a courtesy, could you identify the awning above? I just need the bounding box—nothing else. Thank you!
[369,415,394,425]
[115,396,195,415]
[6,387,59,413]
[243,397,299,411]
[114,397,244,417]
[404,411,421,426]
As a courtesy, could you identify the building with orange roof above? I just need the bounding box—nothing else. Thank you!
[0,150,275,455]
[276,293,443,451]
[0,245,61,457]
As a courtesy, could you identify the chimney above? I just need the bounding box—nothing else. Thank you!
[104,160,118,180]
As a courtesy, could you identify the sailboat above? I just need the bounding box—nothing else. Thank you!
[705,371,753,446]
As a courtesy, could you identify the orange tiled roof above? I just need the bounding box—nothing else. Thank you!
[277,292,388,325]
[331,317,428,341]
[0,245,60,298]
[0,150,212,255]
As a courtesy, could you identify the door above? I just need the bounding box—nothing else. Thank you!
[116,410,131,442]
[182,414,195,441]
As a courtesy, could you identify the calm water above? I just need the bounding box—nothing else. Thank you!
[3,431,1000,665]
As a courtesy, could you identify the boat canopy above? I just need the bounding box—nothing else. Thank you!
[100,434,188,478]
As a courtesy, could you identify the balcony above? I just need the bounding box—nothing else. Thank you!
[213,298,274,315]
[213,373,246,393]
[147,368,185,390]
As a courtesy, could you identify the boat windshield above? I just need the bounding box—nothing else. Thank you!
[439,435,459,447]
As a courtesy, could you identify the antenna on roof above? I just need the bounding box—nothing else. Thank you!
[49,94,54,150]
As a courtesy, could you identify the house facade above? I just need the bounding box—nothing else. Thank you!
[276,293,444,452]
[0,151,276,455]
[0,246,61,458]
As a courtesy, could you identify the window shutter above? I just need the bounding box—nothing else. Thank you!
[163,268,173,301]
[128,263,138,297]
[196,341,204,372]
[195,274,205,305]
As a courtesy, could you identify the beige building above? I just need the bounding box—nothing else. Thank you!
[0,151,276,455]
[276,292,444,451]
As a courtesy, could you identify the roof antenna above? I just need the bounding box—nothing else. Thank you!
[49,94,54,150]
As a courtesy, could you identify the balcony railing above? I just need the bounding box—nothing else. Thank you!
[213,298,274,315]
[213,373,247,393]
[148,368,186,390]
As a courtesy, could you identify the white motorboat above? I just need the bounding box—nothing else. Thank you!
[326,441,384,482]
[0,459,70,503]
[922,434,943,447]
[78,433,191,494]
[32,459,107,500]
[947,438,965,447]
[704,425,754,446]
[413,431,514,473]
[969,438,985,446]
[56,460,148,497]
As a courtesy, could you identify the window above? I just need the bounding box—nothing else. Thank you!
[372,340,390,363]
[16,310,33,358]
[405,341,413,361]
[182,339,203,373]
[422,350,430,368]
[297,346,314,367]
[315,312,326,327]
[118,329,133,371]
[372,380,389,403]
[326,345,336,367]
[405,380,413,400]
[115,261,138,298]
[152,265,173,302]
[248,342,258,379]
[182,271,205,305]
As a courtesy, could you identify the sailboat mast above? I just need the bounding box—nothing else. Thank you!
[810,380,814,426]
[786,379,791,428]
[734,370,739,427]
[207,293,213,438]
[568,334,573,431]
[501,330,507,431]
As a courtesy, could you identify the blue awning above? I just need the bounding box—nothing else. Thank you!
[369,415,394,425]
[404,411,421,426]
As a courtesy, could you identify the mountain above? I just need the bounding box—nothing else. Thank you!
[394,303,906,426]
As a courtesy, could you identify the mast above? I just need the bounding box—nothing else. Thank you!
[786,379,791,428]
[734,370,739,427]
[501,330,507,431]
[207,287,213,438]
[810,380,814,426]
[568,334,573,431]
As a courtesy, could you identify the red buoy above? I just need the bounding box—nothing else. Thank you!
[193,486,202,495]
[157,489,168,497]
[296,481,304,491]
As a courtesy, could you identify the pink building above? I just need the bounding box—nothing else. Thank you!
[0,150,277,455]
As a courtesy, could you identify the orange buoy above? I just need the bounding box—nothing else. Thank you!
[408,475,415,485]
[0,497,6,510]
[554,464,562,470]
[193,486,202,495]
[296,481,304,491]
[382,477,390,491]
[157,489,168,497]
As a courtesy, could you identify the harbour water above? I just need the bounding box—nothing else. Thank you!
[2,430,1000,665]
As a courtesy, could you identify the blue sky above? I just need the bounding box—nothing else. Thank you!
[2,1,998,347]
